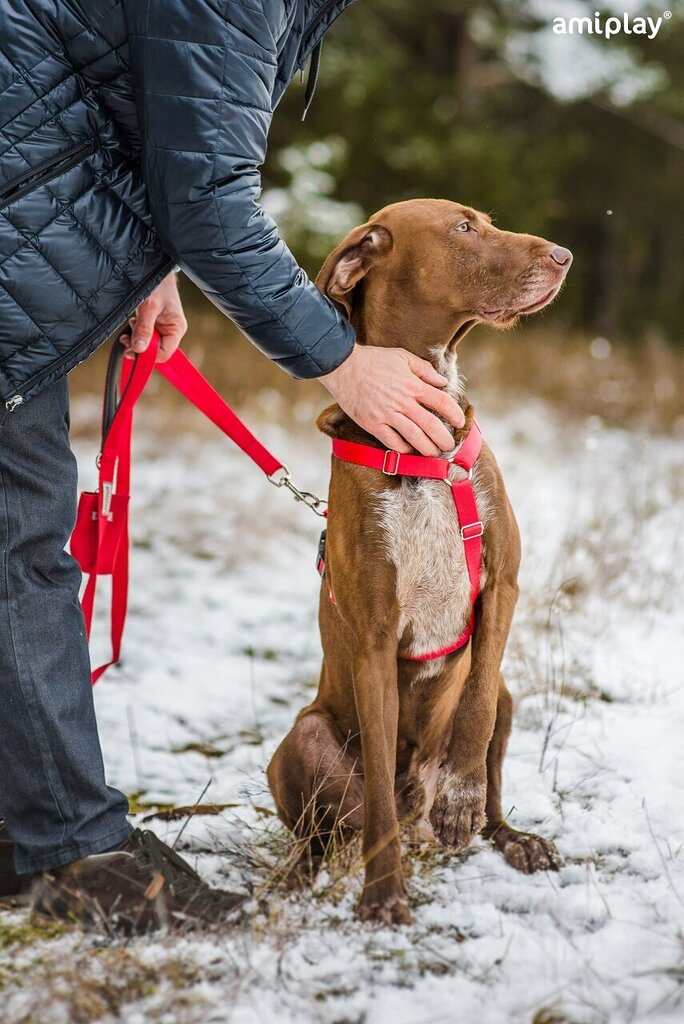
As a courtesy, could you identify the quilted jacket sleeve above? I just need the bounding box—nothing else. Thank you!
[126,0,356,378]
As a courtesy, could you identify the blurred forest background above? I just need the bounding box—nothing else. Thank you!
[76,0,684,433]
[267,0,684,344]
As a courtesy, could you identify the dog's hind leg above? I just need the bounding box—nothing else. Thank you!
[267,709,364,880]
[483,676,563,873]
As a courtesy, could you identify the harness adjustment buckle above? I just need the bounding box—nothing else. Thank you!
[460,521,484,541]
[382,450,401,475]
[316,529,327,578]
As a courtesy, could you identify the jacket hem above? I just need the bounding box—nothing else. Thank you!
[2,256,175,407]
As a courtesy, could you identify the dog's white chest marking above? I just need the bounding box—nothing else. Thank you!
[378,476,487,666]
[376,354,489,672]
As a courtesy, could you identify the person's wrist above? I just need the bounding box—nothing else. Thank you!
[162,270,180,290]
[320,343,358,395]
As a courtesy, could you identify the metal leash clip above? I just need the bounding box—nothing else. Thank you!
[268,466,328,517]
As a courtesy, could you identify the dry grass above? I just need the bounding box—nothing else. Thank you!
[0,924,218,1024]
[461,324,684,435]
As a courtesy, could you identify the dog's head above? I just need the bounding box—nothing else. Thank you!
[316,199,572,350]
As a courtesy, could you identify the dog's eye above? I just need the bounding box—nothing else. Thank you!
[456,221,470,232]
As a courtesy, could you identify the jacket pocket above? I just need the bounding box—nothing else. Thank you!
[0,139,97,211]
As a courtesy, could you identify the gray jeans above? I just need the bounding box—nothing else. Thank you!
[0,378,132,874]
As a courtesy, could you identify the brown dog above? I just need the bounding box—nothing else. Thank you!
[267,199,571,924]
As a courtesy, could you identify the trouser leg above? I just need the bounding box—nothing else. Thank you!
[0,378,131,874]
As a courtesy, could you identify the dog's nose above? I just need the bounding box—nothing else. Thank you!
[549,246,573,267]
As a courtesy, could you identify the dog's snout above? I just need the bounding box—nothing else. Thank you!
[549,245,573,268]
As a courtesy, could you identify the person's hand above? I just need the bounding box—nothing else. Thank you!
[320,345,465,456]
[120,272,188,363]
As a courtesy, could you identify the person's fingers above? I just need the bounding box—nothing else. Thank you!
[118,332,136,359]
[403,351,449,387]
[129,306,158,352]
[389,413,442,457]
[372,423,413,454]
[401,399,458,451]
[156,329,183,363]
[414,382,466,431]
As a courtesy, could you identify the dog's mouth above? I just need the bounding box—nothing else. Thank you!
[480,282,562,322]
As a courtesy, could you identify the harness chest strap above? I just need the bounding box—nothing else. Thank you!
[325,424,484,662]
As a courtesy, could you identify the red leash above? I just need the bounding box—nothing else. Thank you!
[328,425,484,661]
[71,331,325,683]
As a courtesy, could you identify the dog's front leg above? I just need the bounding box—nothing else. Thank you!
[431,577,518,849]
[352,638,410,925]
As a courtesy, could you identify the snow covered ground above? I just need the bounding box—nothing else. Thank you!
[2,380,683,1024]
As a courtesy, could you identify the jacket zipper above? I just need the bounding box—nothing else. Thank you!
[0,139,96,211]
[4,259,174,411]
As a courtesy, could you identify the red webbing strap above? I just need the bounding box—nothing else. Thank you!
[80,339,159,681]
[401,427,483,662]
[332,439,452,480]
[157,350,283,478]
[452,489,483,608]
[332,422,483,481]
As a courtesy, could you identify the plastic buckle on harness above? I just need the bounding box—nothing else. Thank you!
[316,529,327,577]
[382,450,401,475]
[460,521,484,541]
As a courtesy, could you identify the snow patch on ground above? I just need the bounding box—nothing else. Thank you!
[2,393,683,1024]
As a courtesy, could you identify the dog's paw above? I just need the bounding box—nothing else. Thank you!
[429,767,487,849]
[357,891,412,926]
[399,777,427,820]
[489,823,563,874]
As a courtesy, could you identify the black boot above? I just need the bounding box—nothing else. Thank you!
[31,828,247,934]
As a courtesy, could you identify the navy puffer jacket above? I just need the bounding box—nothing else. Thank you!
[0,0,357,412]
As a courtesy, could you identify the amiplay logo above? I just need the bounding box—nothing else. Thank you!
[552,9,672,39]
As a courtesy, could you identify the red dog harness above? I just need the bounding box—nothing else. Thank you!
[324,424,484,661]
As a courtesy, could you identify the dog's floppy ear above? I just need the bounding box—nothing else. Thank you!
[315,222,392,319]
[316,403,347,438]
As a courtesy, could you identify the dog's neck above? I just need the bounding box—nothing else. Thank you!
[354,308,469,429]
[351,300,471,415]
[430,346,467,408]
[323,316,470,449]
